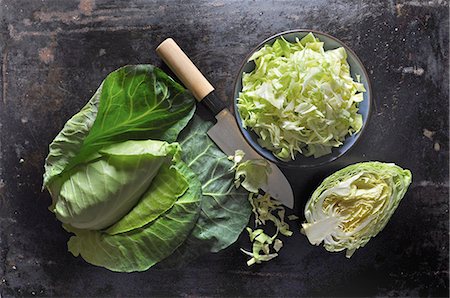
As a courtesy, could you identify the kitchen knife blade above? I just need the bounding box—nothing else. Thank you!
[156,38,294,208]
[207,108,294,208]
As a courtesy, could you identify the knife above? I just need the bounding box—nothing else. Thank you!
[156,38,294,208]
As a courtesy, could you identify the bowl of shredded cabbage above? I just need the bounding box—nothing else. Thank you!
[234,30,371,167]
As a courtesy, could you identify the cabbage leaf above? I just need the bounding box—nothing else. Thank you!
[44,65,195,186]
[105,163,188,235]
[66,160,202,272]
[161,117,252,267]
[49,140,180,230]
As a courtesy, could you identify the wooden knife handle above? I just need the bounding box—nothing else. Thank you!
[156,38,214,101]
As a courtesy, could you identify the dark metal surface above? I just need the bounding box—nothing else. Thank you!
[0,0,448,296]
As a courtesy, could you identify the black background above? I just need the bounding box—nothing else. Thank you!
[0,0,448,296]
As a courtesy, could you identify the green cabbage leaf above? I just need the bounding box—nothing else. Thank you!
[105,162,189,235]
[43,64,195,186]
[67,160,202,272]
[237,33,365,160]
[49,140,181,230]
[161,117,252,267]
[302,162,412,257]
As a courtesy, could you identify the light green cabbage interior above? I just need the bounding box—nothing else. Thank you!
[302,162,412,257]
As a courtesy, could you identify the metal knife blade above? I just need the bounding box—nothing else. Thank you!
[207,109,294,208]
[156,38,294,208]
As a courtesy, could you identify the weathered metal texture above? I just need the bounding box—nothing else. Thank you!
[0,0,448,296]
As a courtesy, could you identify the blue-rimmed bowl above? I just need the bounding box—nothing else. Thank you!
[233,29,372,168]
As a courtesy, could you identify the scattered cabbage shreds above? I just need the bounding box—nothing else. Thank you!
[249,193,292,237]
[227,150,296,266]
[273,239,283,252]
[240,227,279,266]
[242,193,294,266]
[237,32,366,160]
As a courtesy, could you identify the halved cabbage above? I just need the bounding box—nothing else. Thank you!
[302,162,412,257]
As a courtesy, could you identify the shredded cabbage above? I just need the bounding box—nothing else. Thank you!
[229,151,295,266]
[240,193,293,266]
[237,32,366,160]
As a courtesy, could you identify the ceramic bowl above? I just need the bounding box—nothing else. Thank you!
[233,29,372,168]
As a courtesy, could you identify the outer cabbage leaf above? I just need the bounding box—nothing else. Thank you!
[43,65,195,186]
[237,33,365,160]
[48,140,179,230]
[43,88,100,187]
[66,160,202,272]
[302,161,412,257]
[161,116,252,267]
[105,163,188,235]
